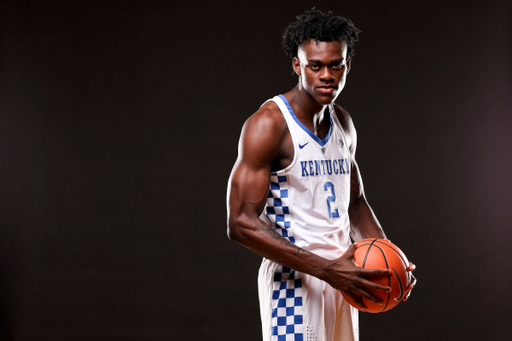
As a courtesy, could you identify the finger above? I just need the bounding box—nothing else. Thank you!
[345,292,367,310]
[345,243,356,257]
[410,275,417,288]
[403,274,417,302]
[403,283,414,301]
[407,262,416,271]
[355,294,367,309]
[403,289,412,301]
[355,277,391,293]
[359,268,392,277]
[408,274,417,291]
[356,287,385,305]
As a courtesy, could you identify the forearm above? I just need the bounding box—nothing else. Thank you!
[348,196,386,241]
[229,217,331,281]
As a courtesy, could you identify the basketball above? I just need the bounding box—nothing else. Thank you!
[342,238,414,313]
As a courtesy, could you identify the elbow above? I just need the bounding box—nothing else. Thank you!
[226,216,251,244]
[227,224,240,243]
[227,226,247,245]
[226,218,242,243]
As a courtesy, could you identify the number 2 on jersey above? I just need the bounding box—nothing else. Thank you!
[324,181,339,218]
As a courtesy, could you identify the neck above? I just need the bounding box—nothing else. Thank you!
[285,83,329,122]
[283,84,331,138]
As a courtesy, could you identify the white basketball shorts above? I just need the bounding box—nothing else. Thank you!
[258,258,359,341]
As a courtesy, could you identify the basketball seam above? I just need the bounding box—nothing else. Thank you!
[374,241,408,266]
[360,239,391,313]
[369,244,391,312]
[376,242,410,300]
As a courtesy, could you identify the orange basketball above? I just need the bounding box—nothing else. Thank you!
[342,238,413,313]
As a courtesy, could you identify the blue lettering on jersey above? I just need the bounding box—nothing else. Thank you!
[339,159,345,174]
[326,160,332,175]
[315,160,321,176]
[338,158,351,174]
[300,158,350,177]
[301,161,309,177]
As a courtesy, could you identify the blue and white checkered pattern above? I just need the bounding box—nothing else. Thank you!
[266,172,304,340]
[266,173,294,243]
[271,266,303,341]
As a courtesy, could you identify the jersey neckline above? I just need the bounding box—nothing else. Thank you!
[278,94,333,147]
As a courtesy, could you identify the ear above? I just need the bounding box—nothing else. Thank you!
[292,57,301,75]
[346,57,352,74]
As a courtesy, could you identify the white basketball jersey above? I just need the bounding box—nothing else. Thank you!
[262,95,352,260]
[258,95,359,341]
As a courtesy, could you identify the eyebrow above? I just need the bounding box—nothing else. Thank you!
[307,58,345,64]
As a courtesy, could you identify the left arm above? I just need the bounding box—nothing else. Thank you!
[348,160,386,241]
[336,104,416,300]
[334,103,385,241]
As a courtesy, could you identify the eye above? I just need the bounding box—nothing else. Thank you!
[332,62,344,70]
[308,64,320,70]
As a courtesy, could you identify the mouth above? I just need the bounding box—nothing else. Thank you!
[317,86,337,94]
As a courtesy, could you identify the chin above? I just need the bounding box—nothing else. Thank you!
[316,94,337,106]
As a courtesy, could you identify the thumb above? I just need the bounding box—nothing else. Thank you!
[345,243,356,254]
[342,243,357,260]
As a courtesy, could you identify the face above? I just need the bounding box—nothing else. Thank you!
[293,39,351,105]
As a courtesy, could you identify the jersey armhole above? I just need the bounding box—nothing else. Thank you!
[268,96,298,174]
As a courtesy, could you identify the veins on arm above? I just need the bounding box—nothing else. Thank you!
[258,220,307,255]
[258,220,281,240]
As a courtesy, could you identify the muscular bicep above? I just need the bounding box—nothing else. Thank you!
[228,158,271,223]
[226,106,335,276]
[227,108,285,238]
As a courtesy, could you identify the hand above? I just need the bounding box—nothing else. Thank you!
[403,262,417,301]
[324,244,392,309]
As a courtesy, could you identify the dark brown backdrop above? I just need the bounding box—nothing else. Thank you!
[0,0,511,340]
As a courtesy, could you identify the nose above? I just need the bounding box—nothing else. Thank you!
[320,66,334,82]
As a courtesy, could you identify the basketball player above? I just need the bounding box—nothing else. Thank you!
[227,9,415,341]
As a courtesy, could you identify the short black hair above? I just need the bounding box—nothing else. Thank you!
[282,8,361,60]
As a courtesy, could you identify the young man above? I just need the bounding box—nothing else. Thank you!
[227,9,415,341]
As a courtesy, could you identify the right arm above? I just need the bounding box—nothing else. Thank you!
[227,105,323,274]
[226,104,390,307]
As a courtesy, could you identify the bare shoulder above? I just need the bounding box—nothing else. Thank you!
[239,100,288,166]
[245,100,286,133]
[333,103,357,155]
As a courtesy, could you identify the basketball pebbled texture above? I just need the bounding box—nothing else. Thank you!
[342,238,413,313]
